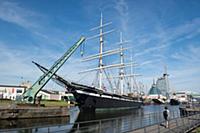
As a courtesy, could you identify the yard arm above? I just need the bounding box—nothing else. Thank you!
[22,37,85,104]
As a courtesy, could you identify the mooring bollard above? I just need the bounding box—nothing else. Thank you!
[157,123,160,132]
[77,123,80,130]
[149,114,151,125]
[172,111,175,119]
[175,119,178,127]
[98,120,102,133]
[144,126,147,133]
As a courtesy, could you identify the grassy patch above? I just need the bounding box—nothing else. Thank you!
[0,99,14,106]
[191,126,200,133]
[0,99,70,107]
[40,100,69,107]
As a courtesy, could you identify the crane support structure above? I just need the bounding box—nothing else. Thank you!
[23,37,85,103]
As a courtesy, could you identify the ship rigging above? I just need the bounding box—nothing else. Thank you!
[33,13,142,111]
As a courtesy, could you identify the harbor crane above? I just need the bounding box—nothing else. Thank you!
[22,37,85,104]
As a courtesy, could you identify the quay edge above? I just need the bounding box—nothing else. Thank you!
[0,105,70,120]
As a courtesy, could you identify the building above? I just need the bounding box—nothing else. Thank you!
[37,90,60,100]
[191,94,200,103]
[0,85,26,100]
[37,90,75,103]
[175,92,191,103]
[156,73,169,98]
[148,82,166,100]
[0,84,75,102]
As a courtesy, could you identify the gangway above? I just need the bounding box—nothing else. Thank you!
[22,37,85,103]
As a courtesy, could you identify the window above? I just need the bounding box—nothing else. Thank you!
[17,89,22,93]
[68,96,75,101]
[61,96,68,101]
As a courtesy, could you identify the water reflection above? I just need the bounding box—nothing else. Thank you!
[0,117,69,129]
[77,107,143,122]
[0,106,79,133]
[0,105,180,133]
[71,105,180,133]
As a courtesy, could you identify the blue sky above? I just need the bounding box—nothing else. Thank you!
[0,0,199,93]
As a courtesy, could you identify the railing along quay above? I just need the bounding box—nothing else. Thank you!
[0,110,179,133]
[1,110,200,133]
[129,113,200,133]
[70,111,180,133]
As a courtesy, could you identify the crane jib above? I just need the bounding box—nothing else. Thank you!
[22,37,85,103]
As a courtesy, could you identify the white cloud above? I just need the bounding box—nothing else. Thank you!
[171,44,200,63]
[0,42,41,84]
[0,1,71,49]
[0,40,94,89]
[134,43,169,57]
[170,66,200,92]
[0,1,40,29]
[0,0,199,92]
[114,0,129,33]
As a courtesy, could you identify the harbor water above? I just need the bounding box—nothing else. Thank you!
[0,105,180,133]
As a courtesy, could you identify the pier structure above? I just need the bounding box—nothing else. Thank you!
[0,105,69,119]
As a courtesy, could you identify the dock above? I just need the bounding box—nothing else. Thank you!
[0,104,69,119]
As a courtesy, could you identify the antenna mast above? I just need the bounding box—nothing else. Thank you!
[164,65,170,97]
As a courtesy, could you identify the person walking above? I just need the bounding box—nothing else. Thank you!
[163,106,170,128]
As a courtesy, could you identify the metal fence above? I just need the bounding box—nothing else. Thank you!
[133,112,200,133]
[0,110,200,133]
[69,111,180,133]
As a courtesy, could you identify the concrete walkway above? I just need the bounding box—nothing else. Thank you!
[129,114,200,133]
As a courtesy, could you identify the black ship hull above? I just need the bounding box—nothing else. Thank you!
[152,99,165,104]
[170,99,180,105]
[72,89,142,111]
[33,61,142,111]
[57,77,142,111]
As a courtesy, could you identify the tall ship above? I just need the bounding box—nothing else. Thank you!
[35,14,142,111]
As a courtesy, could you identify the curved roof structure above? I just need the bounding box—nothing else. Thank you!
[148,84,162,95]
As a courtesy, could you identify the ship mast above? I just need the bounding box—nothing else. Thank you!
[130,50,134,93]
[99,13,104,90]
[119,32,124,95]
[80,13,140,92]
[118,33,141,95]
[80,13,116,90]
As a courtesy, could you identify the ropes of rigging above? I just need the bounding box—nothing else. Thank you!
[103,69,114,92]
